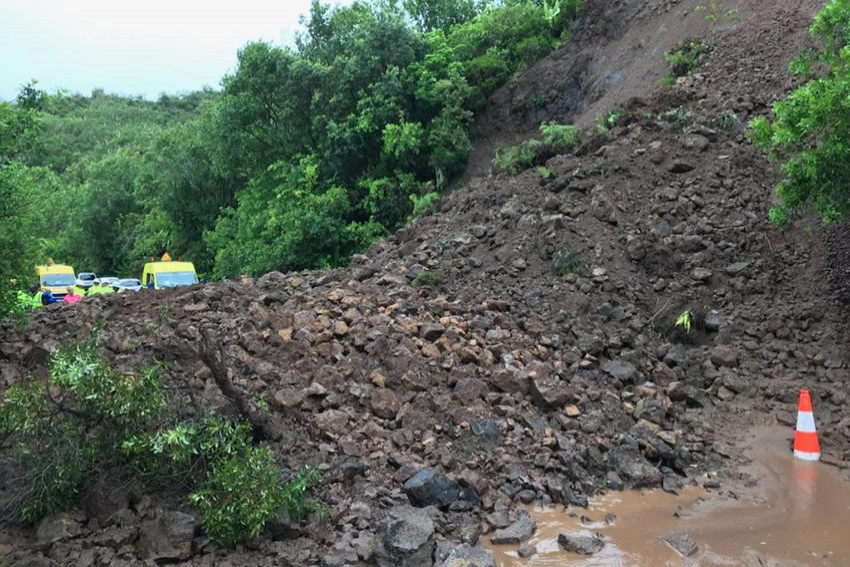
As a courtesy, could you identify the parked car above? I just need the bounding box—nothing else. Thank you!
[113,278,142,292]
[76,272,98,289]
[98,277,120,287]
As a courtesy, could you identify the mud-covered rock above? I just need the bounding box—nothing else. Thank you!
[490,510,536,544]
[558,533,605,555]
[664,532,698,556]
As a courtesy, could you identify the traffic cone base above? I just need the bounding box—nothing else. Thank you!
[793,389,820,462]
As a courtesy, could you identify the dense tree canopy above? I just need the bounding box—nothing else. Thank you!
[1,0,578,314]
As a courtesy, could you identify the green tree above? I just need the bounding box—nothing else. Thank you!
[750,0,850,223]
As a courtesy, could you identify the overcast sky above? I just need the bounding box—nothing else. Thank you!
[0,0,351,102]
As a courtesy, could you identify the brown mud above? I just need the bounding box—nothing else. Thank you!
[486,427,850,567]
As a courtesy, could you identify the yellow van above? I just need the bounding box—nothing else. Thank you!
[36,264,76,298]
[142,260,198,290]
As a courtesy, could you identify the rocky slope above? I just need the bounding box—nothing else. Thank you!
[1,0,848,566]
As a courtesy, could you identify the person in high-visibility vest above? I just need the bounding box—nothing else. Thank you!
[29,285,43,309]
[73,284,88,297]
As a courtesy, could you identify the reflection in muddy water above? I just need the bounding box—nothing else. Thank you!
[484,428,850,567]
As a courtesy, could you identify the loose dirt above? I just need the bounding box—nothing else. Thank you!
[486,427,850,567]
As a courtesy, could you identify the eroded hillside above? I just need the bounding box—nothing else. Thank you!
[1,0,848,565]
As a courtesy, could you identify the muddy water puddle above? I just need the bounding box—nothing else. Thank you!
[485,428,850,566]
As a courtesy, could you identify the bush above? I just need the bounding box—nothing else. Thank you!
[665,39,703,77]
[540,121,578,150]
[412,270,441,286]
[410,191,440,218]
[552,249,580,275]
[0,340,321,545]
[493,139,543,174]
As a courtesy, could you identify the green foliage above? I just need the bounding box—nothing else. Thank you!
[537,166,554,179]
[410,191,440,217]
[675,310,693,333]
[551,248,580,275]
[665,39,703,77]
[412,270,441,286]
[493,139,543,174]
[8,0,583,282]
[540,121,578,150]
[0,341,322,545]
[597,108,628,136]
[750,0,850,224]
[696,0,741,23]
[657,75,676,87]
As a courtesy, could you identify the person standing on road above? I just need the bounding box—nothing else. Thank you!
[63,287,82,304]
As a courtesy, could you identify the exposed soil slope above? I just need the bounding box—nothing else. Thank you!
[1,0,848,566]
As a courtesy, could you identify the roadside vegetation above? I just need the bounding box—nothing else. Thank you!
[0,0,582,317]
[0,338,320,545]
[750,0,850,224]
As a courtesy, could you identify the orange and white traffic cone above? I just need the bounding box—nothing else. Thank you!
[793,389,820,462]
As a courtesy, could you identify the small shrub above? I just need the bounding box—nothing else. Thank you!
[675,310,693,333]
[492,139,543,174]
[665,39,703,77]
[597,108,629,137]
[537,166,554,180]
[412,270,441,286]
[708,111,742,130]
[552,249,580,275]
[409,192,440,218]
[540,121,578,150]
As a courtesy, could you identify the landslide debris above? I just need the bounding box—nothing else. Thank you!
[1,0,848,565]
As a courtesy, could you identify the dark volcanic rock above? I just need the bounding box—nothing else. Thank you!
[558,533,605,555]
[490,509,537,544]
[601,360,637,384]
[404,469,459,509]
[138,511,199,562]
[436,543,497,567]
[377,506,435,567]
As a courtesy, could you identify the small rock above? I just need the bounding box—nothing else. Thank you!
[663,532,698,557]
[564,405,581,417]
[517,542,535,558]
[558,533,605,555]
[704,310,722,331]
[710,346,738,368]
[668,160,694,173]
[490,510,537,544]
[601,360,637,384]
[36,514,81,546]
[436,544,497,567]
[690,267,712,282]
[371,389,401,419]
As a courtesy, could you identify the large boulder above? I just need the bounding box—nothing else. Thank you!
[36,514,81,546]
[404,469,459,509]
[607,444,661,488]
[138,511,199,562]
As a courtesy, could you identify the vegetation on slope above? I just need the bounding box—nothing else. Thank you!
[0,0,580,315]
